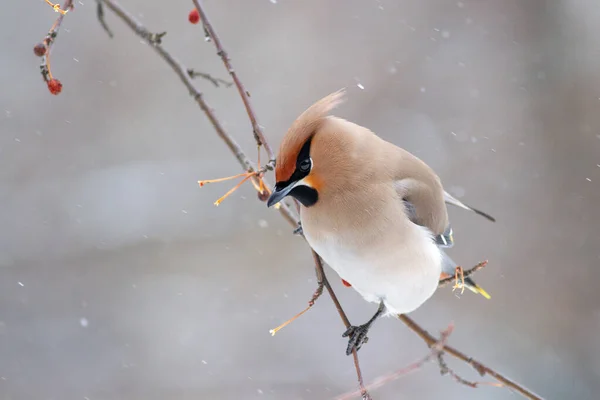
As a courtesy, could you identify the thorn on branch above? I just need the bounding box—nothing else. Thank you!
[96,0,114,38]
[148,31,167,45]
[187,69,232,88]
[198,168,270,207]
[265,159,276,171]
[269,279,324,336]
[45,0,73,14]
[203,24,211,42]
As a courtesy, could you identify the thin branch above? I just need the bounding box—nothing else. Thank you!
[38,0,73,92]
[191,0,276,162]
[96,0,114,38]
[435,352,503,389]
[397,314,543,400]
[311,253,370,399]
[438,260,488,288]
[334,324,455,400]
[187,69,233,88]
[97,0,295,227]
[188,1,368,394]
[95,2,541,399]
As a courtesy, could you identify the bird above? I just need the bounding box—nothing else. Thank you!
[266,89,495,356]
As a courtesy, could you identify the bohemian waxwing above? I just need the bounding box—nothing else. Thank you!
[267,89,494,355]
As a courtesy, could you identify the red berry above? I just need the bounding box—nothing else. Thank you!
[257,190,270,202]
[188,9,200,24]
[34,43,46,57]
[47,79,62,95]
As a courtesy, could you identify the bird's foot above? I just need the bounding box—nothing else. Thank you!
[293,222,303,236]
[342,324,371,356]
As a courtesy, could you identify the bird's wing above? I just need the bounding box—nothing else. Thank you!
[403,198,454,248]
[402,189,495,248]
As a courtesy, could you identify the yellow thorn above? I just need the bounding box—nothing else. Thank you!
[269,304,312,336]
[45,0,69,14]
[198,172,250,187]
[213,174,254,206]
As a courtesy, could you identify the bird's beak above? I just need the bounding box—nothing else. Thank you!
[267,182,296,208]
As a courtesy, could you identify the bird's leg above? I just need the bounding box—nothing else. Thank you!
[293,221,303,236]
[342,301,385,356]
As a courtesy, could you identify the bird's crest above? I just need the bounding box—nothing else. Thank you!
[275,89,346,182]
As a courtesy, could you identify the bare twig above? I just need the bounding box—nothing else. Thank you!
[95,0,113,38]
[94,2,540,399]
[310,254,370,398]
[334,324,455,400]
[398,314,543,400]
[45,0,70,14]
[269,253,324,336]
[187,69,233,88]
[435,352,503,389]
[98,0,296,227]
[38,0,73,89]
[191,0,276,162]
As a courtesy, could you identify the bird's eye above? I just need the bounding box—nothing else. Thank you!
[298,158,311,172]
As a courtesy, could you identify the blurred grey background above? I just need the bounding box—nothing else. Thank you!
[2,0,600,399]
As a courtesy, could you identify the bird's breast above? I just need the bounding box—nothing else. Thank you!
[301,209,442,315]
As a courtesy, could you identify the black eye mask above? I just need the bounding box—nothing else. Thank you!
[273,137,318,207]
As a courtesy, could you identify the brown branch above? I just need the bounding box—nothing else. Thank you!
[438,260,488,288]
[97,0,297,229]
[95,2,541,399]
[95,0,113,38]
[335,324,455,400]
[398,314,543,400]
[188,1,369,394]
[312,252,370,399]
[37,0,74,94]
[187,69,233,88]
[435,352,503,389]
[191,0,276,163]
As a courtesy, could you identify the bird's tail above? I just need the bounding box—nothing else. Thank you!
[443,190,496,222]
[462,276,491,299]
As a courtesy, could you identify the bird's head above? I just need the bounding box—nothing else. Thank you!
[267,89,346,208]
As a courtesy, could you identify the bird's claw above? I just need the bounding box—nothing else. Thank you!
[342,324,370,356]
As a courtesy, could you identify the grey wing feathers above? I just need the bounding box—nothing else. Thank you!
[440,249,459,275]
[403,199,454,248]
[403,191,494,248]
